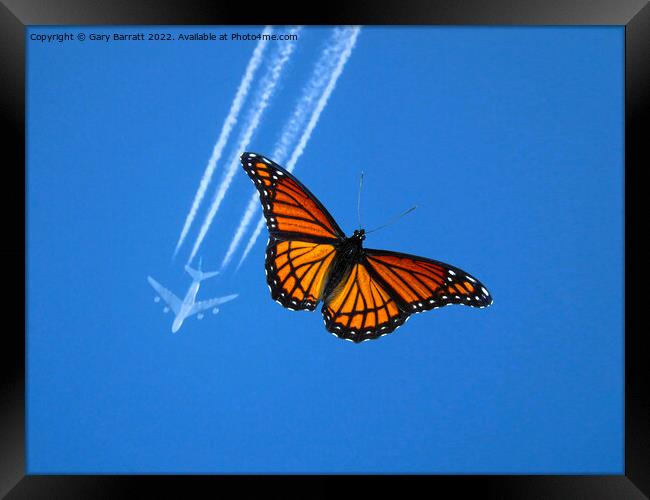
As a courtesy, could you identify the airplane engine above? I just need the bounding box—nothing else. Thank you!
[163,306,170,313]
[197,313,204,320]
[154,296,161,303]
[212,308,219,315]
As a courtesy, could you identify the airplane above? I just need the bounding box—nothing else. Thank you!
[147,258,238,333]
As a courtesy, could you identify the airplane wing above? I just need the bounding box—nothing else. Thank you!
[189,294,239,316]
[147,276,182,315]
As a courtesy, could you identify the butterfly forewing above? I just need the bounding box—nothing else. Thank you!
[241,153,345,241]
[364,249,493,312]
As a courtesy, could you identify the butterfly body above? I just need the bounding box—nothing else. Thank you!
[242,152,492,343]
[321,229,365,301]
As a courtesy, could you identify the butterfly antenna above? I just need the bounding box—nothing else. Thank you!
[366,205,418,234]
[357,171,364,230]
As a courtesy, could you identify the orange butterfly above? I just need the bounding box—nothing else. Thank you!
[241,152,492,343]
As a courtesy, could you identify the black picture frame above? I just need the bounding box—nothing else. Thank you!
[3,0,647,497]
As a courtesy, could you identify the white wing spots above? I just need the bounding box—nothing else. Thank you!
[263,158,270,164]
[276,171,284,176]
[447,277,453,282]
[481,286,489,296]
[449,270,456,276]
[467,276,476,283]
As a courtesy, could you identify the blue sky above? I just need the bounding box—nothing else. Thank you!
[26,26,623,473]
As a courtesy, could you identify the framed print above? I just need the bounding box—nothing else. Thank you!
[3,0,648,497]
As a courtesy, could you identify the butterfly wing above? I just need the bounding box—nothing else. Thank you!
[241,152,345,241]
[322,260,410,342]
[241,152,345,311]
[365,249,493,311]
[265,237,338,311]
[322,249,492,342]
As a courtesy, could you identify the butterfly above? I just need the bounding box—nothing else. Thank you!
[241,152,492,343]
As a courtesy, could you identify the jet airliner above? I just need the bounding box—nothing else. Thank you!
[147,259,238,333]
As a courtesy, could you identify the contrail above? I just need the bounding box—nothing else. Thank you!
[271,28,355,164]
[235,27,361,271]
[220,28,354,270]
[173,26,272,257]
[186,27,301,265]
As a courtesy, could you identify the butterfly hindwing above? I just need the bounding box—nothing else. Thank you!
[266,236,337,311]
[321,261,409,342]
[364,249,493,312]
[241,152,345,241]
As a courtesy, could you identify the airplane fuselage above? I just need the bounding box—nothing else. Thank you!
[148,264,237,334]
[171,280,201,333]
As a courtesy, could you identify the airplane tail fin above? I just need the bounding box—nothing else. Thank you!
[185,264,219,282]
[200,270,220,280]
